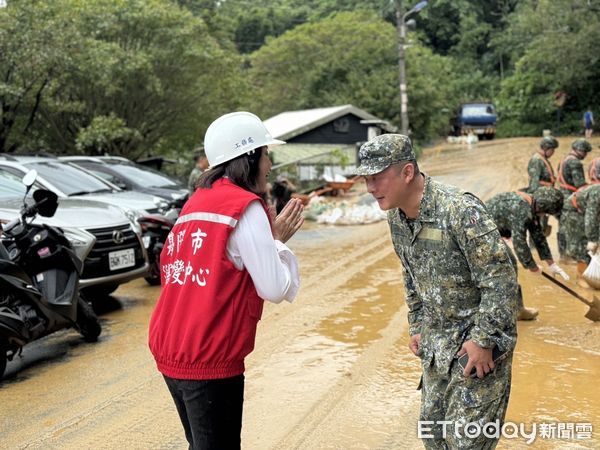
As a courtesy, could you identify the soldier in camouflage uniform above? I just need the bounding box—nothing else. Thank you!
[526,136,559,242]
[587,155,600,183]
[557,139,592,257]
[562,184,600,278]
[527,136,558,192]
[357,134,518,450]
[187,151,209,192]
[486,188,568,320]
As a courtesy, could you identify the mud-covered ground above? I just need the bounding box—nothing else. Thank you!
[0,136,599,449]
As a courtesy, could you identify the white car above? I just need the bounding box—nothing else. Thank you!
[0,156,171,220]
[0,171,149,297]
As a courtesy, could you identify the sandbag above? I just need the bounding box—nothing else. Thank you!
[583,252,600,289]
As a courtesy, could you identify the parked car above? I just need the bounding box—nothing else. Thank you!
[451,102,497,140]
[60,156,189,209]
[0,156,172,218]
[0,170,149,298]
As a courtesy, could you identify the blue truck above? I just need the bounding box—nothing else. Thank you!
[451,102,497,140]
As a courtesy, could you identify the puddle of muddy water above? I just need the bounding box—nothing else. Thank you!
[316,264,402,349]
[296,222,599,448]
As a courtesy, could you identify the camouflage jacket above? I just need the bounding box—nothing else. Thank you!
[188,167,204,192]
[564,184,600,242]
[388,176,518,375]
[486,192,552,269]
[527,153,555,192]
[558,155,587,196]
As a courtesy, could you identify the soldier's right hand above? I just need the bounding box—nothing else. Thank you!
[458,340,494,379]
[409,333,421,357]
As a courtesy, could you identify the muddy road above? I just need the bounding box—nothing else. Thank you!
[1,136,599,449]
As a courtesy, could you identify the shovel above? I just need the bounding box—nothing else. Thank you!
[541,271,600,322]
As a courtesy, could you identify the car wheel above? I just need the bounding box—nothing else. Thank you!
[144,259,161,286]
[83,283,119,299]
[0,339,8,380]
[76,297,102,342]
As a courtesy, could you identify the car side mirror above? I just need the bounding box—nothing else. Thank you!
[22,170,38,189]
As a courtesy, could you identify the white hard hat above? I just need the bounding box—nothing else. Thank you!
[204,111,285,167]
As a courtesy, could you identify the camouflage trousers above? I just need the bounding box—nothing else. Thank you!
[561,209,589,263]
[419,355,512,450]
[503,241,524,309]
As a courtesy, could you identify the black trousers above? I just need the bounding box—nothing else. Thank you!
[163,374,244,450]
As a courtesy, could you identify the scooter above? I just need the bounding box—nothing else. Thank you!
[0,171,101,379]
[138,213,175,285]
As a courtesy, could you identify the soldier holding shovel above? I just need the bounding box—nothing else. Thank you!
[486,187,567,320]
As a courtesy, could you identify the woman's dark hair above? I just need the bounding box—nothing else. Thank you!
[197,146,266,193]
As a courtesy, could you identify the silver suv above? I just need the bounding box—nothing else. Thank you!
[60,155,189,209]
[0,171,149,297]
[0,156,171,220]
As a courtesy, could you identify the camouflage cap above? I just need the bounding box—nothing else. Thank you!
[532,187,563,215]
[356,134,415,176]
[572,138,592,153]
[540,136,559,150]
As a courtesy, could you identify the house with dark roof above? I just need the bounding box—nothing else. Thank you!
[264,105,395,180]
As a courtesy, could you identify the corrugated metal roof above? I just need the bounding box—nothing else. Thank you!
[264,105,386,141]
[271,143,356,168]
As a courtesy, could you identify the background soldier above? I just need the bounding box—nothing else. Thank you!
[357,134,518,450]
[588,155,600,183]
[556,139,592,258]
[188,149,209,192]
[562,184,600,281]
[486,187,568,320]
[527,136,558,192]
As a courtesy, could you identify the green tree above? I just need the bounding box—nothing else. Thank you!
[248,11,455,140]
[0,0,76,152]
[41,0,247,158]
[1,0,248,157]
[496,0,600,135]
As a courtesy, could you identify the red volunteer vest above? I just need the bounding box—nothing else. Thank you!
[148,178,267,380]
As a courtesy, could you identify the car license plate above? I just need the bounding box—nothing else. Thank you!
[109,249,136,271]
[474,128,484,134]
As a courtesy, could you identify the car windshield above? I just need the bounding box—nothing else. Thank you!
[25,162,114,196]
[107,163,179,188]
[462,105,495,117]
[0,172,28,200]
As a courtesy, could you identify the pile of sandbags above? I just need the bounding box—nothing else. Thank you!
[312,202,387,225]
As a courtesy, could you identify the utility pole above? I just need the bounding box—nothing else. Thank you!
[394,1,428,137]
[395,0,409,136]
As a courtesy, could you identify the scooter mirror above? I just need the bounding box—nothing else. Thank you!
[22,170,38,188]
[33,189,59,217]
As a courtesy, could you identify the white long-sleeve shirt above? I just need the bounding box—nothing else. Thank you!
[226,201,299,304]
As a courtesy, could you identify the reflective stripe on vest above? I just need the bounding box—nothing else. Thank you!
[536,154,556,186]
[590,158,600,183]
[515,190,533,205]
[176,212,238,228]
[557,155,579,192]
[571,193,582,213]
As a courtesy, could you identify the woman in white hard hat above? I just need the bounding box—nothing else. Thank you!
[148,112,304,449]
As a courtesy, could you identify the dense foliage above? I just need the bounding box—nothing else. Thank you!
[1,0,599,158]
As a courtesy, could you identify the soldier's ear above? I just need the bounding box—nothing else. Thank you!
[401,161,416,182]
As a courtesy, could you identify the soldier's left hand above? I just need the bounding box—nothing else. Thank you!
[457,340,494,379]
